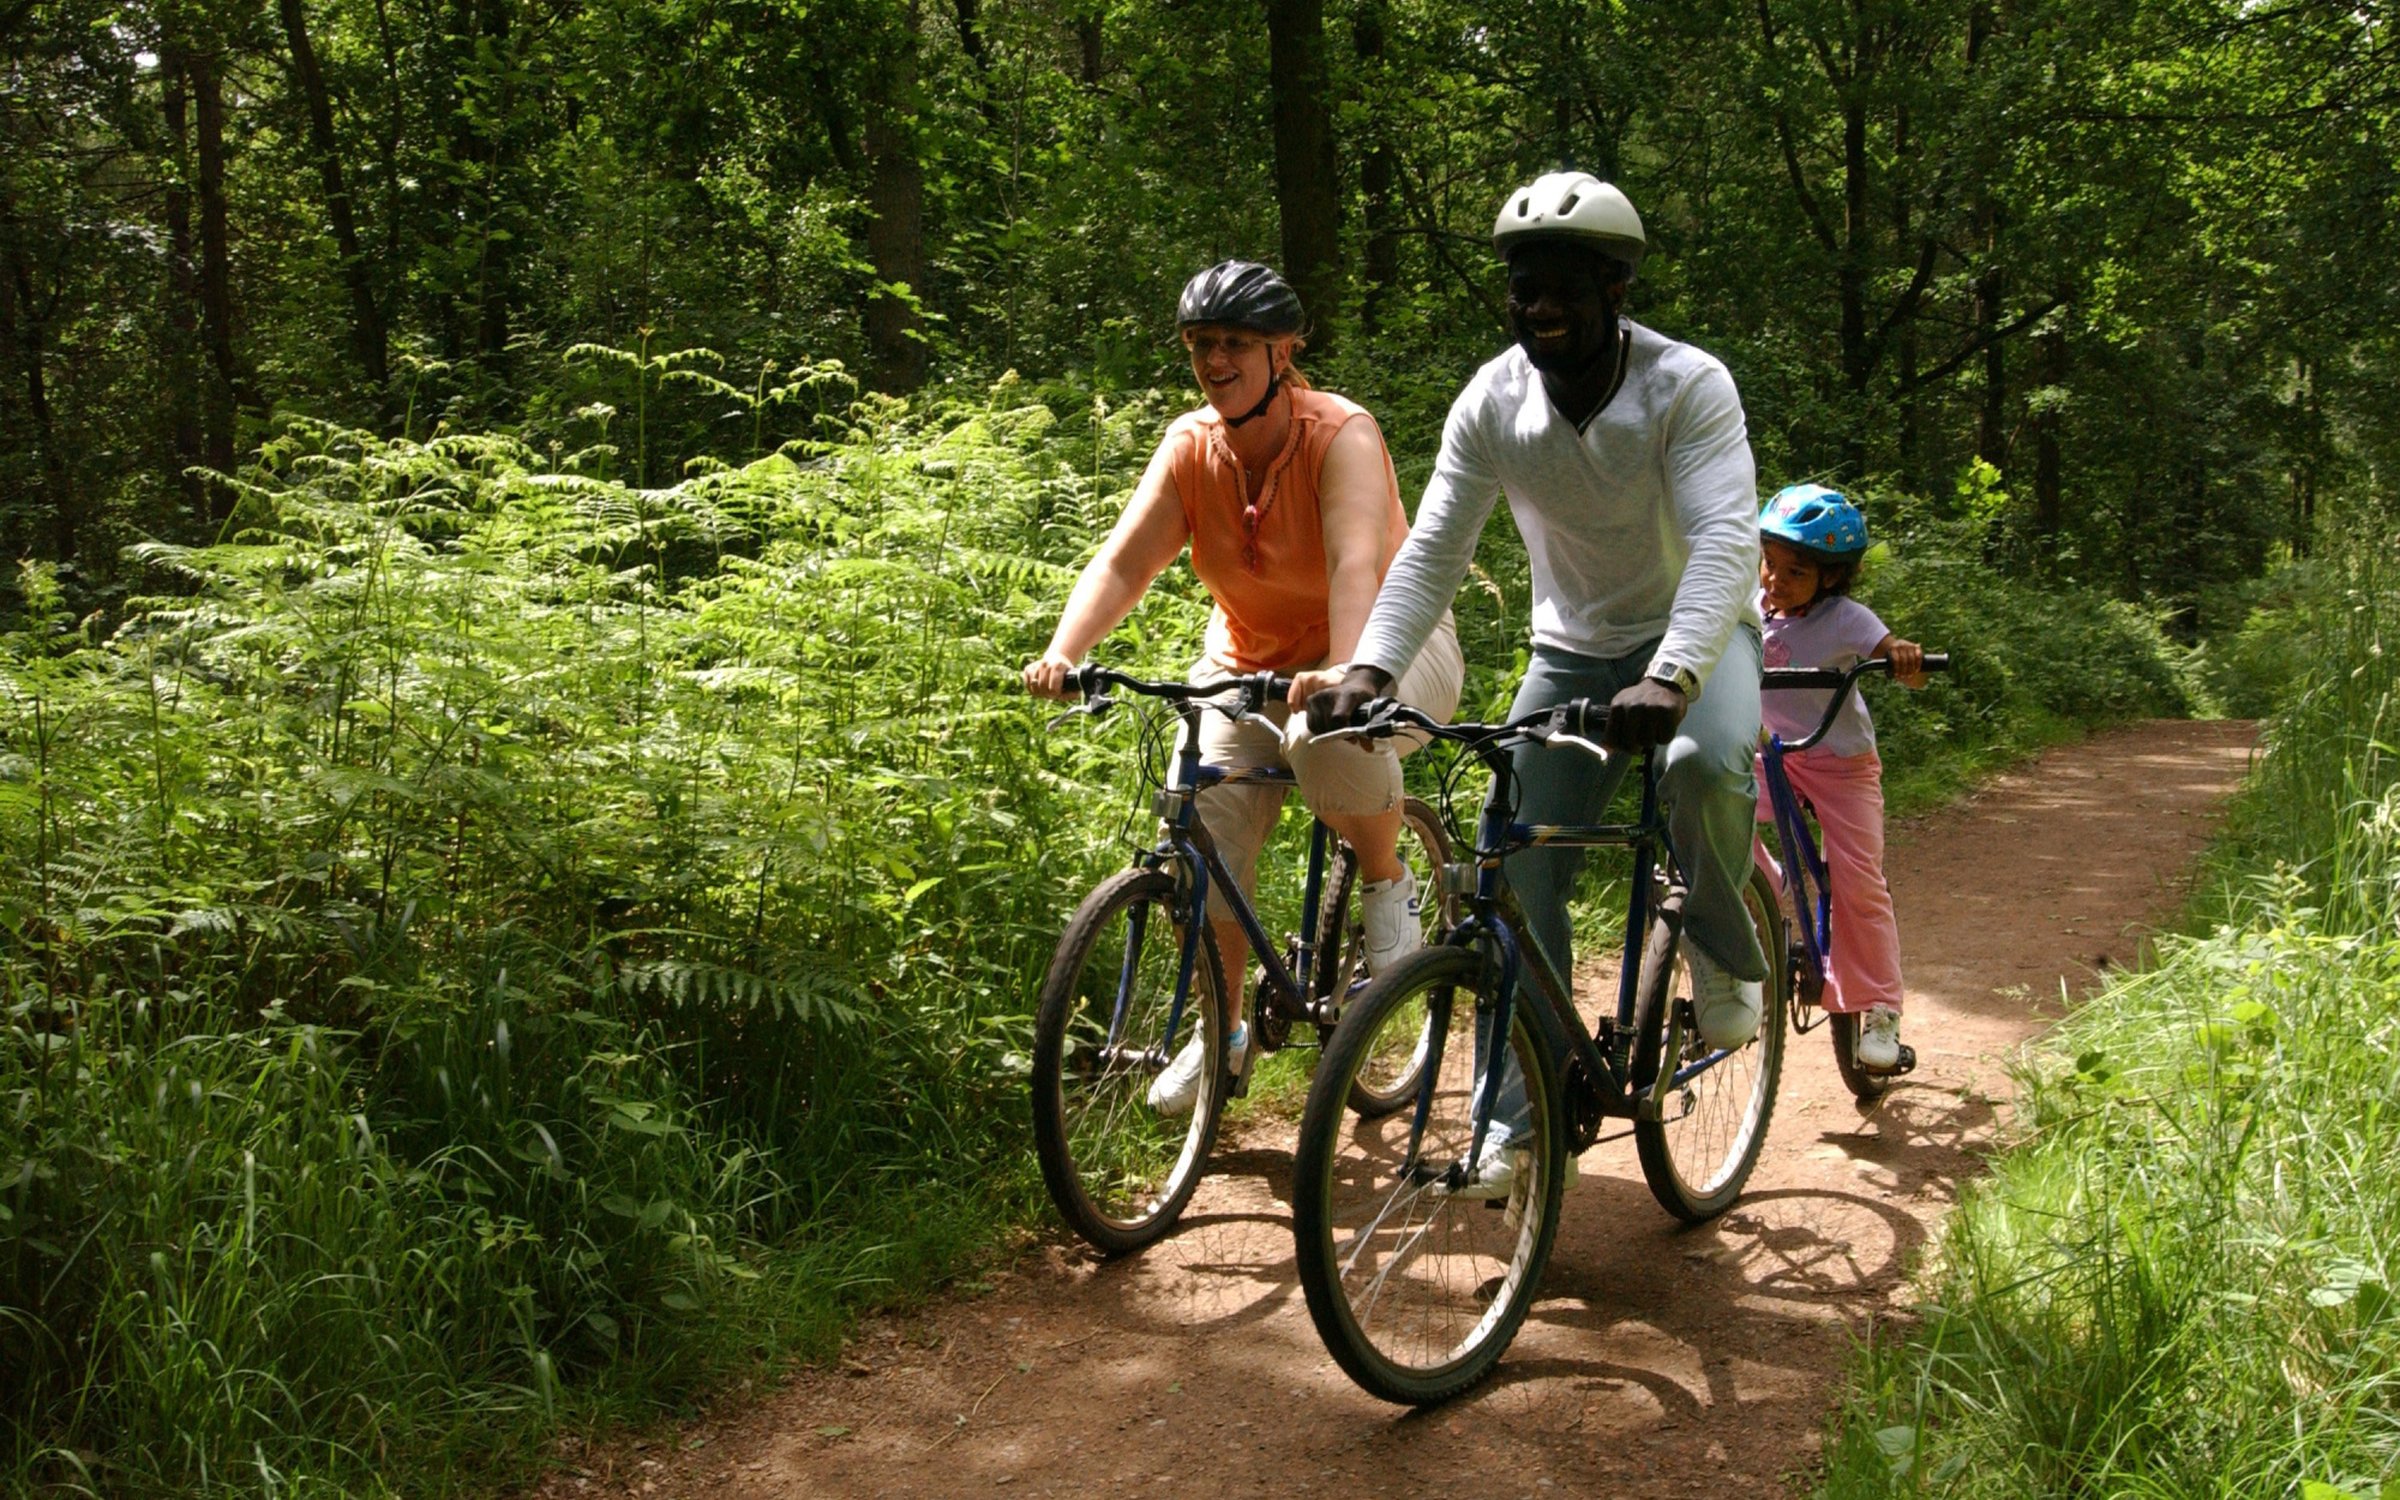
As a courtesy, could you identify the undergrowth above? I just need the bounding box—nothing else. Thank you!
[1818,540,2400,1498]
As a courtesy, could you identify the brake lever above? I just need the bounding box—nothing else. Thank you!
[1308,694,1410,747]
[1518,709,1612,761]
[1045,693,1117,731]
[1549,731,1613,763]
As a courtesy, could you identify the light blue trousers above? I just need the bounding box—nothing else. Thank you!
[1476,628,1765,1143]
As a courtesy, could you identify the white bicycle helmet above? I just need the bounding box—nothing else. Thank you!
[1490,172,1646,273]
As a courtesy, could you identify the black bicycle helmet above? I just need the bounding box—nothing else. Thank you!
[1176,260,1306,335]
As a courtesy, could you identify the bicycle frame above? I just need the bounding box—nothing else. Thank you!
[1757,734,1834,1020]
[1089,677,1347,1070]
[1370,713,1709,1177]
[1755,652,1950,1031]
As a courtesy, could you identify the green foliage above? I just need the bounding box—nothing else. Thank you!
[1817,537,2400,1498]
[0,385,1196,1494]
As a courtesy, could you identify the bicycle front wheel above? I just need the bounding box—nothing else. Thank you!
[1631,867,1788,1223]
[1291,946,1564,1405]
[1031,869,1226,1255]
[1830,1011,1914,1102]
[1314,796,1456,1118]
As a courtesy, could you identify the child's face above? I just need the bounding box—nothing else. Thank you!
[1761,539,1827,614]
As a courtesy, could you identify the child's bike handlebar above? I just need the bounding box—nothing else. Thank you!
[1760,652,1950,754]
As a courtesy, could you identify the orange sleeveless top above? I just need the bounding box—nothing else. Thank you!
[1162,388,1409,672]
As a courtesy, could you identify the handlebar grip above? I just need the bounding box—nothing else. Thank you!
[1563,698,1604,741]
[1063,664,1100,695]
[1921,652,1950,674]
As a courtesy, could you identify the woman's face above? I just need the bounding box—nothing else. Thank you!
[1184,324,1285,417]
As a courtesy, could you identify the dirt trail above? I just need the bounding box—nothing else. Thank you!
[550,719,2257,1500]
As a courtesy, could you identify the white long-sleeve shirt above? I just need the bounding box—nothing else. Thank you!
[1354,320,1763,687]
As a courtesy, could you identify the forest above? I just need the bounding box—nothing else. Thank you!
[1,0,2396,1494]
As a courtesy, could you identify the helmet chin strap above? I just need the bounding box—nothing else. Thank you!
[1225,364,1285,427]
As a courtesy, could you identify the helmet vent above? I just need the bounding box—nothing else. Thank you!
[1559,191,1582,213]
[1514,196,1531,217]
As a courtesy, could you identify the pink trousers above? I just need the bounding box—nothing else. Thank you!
[1754,749,1905,1015]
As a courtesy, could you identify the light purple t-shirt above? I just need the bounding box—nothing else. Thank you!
[1760,592,1890,757]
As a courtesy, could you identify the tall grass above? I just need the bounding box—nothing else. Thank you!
[0,363,2210,1496]
[1818,541,2400,1499]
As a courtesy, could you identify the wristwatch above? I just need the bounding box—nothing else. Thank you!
[1645,661,1702,701]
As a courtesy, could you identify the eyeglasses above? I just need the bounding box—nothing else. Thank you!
[1183,331,1268,361]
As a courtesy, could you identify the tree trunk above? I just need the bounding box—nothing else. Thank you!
[951,0,1001,125]
[864,3,929,393]
[192,41,240,516]
[1974,208,2006,471]
[473,0,512,366]
[280,0,388,392]
[1264,0,1340,355]
[1353,0,1398,339]
[160,40,207,525]
[1836,86,1868,475]
[1968,5,2005,476]
[2030,320,2065,552]
[1891,106,1920,493]
[0,192,71,562]
[1077,12,1102,85]
[2291,356,2318,558]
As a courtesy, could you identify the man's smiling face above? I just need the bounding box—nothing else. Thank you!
[1504,241,1625,375]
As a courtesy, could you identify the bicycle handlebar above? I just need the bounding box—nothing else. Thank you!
[1053,664,1295,718]
[1760,651,1949,754]
[1758,652,1949,692]
[1330,696,1619,761]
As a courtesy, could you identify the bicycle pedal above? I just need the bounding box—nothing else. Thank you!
[1862,1042,1918,1078]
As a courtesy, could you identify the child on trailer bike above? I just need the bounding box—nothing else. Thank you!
[1021,260,1463,1115]
[1755,484,1928,1071]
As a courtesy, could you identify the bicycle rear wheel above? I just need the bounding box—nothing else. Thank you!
[1292,946,1564,1405]
[1314,797,1456,1118]
[1031,869,1226,1254]
[1631,868,1787,1223]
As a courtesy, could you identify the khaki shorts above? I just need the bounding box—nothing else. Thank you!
[1182,612,1465,919]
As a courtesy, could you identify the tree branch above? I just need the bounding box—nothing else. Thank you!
[1897,297,2064,396]
[1756,0,1839,254]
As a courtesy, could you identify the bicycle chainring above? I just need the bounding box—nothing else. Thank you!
[1562,1053,1607,1152]
[1249,966,1294,1052]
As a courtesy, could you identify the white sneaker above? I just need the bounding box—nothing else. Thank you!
[1147,1023,1247,1117]
[1359,868,1423,976]
[1683,940,1763,1050]
[1451,1127,1579,1201]
[1855,1006,1903,1071]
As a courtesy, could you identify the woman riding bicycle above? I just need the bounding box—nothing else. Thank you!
[1022,260,1464,1114]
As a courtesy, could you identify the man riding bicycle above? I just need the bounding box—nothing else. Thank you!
[1311,171,1769,1063]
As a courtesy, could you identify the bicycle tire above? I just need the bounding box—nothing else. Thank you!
[1830,1012,1914,1101]
[1631,867,1787,1223]
[1313,796,1455,1118]
[1291,945,1565,1405]
[1030,868,1226,1254]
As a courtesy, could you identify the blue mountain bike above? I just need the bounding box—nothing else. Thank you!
[1757,652,1949,1101]
[1030,667,1455,1254]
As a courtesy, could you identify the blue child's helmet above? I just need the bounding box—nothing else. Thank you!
[1759,484,1868,559]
